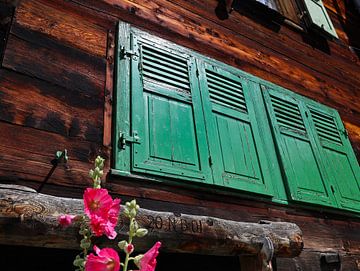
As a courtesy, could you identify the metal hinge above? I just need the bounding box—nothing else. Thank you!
[208,156,213,167]
[120,47,139,60]
[119,132,141,150]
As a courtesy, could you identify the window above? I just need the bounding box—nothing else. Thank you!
[232,0,338,39]
[114,23,359,213]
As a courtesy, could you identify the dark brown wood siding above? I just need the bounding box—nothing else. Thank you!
[0,0,359,270]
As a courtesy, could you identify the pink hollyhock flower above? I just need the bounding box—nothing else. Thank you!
[89,215,107,237]
[107,199,121,226]
[84,188,112,218]
[85,246,120,271]
[58,214,76,227]
[136,242,161,271]
[84,188,121,239]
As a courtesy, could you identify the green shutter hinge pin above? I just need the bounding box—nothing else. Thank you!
[119,132,141,150]
[120,47,139,60]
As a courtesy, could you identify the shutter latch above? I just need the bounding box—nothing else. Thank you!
[119,132,141,150]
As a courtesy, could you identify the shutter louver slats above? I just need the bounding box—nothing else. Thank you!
[270,94,306,134]
[142,45,190,92]
[206,70,247,113]
[310,109,342,145]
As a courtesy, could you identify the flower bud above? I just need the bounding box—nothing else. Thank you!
[133,254,144,268]
[123,208,130,218]
[130,220,139,234]
[135,228,148,237]
[130,199,137,208]
[118,240,128,250]
[73,255,85,267]
[95,156,105,169]
[125,243,134,254]
[89,169,94,178]
[94,167,103,178]
[130,208,137,218]
[58,214,76,227]
[126,202,131,207]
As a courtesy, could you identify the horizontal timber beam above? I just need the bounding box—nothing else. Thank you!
[0,184,303,257]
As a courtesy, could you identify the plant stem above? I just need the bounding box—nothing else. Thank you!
[123,218,135,271]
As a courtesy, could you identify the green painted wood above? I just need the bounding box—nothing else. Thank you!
[114,23,131,171]
[130,34,212,183]
[198,63,274,196]
[303,0,338,38]
[115,23,359,213]
[307,105,360,212]
[262,87,335,207]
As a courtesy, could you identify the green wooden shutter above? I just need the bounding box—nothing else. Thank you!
[307,106,360,211]
[262,86,335,206]
[302,0,338,38]
[128,34,212,183]
[198,63,274,196]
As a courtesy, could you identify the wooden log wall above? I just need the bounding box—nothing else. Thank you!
[0,0,359,270]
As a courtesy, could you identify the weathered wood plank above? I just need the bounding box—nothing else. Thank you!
[0,121,109,187]
[3,26,106,95]
[168,0,359,79]
[106,178,360,254]
[0,69,103,142]
[277,249,360,271]
[14,0,108,57]
[69,0,360,117]
[0,184,303,257]
[103,27,116,147]
[344,121,360,160]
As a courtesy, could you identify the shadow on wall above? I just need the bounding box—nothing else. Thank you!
[0,1,15,64]
[334,0,360,59]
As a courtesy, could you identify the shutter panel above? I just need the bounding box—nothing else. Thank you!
[199,63,273,196]
[263,87,335,206]
[308,106,360,212]
[302,0,338,38]
[129,34,211,183]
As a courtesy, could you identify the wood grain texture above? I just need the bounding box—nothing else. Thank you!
[0,69,103,142]
[0,121,109,188]
[0,184,303,257]
[103,28,115,147]
[0,0,359,269]
[3,25,106,95]
[106,177,360,253]
[14,0,108,57]
[65,0,360,162]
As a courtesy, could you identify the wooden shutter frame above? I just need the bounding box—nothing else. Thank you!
[197,61,276,197]
[262,84,360,212]
[301,0,339,39]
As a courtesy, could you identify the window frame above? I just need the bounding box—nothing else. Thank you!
[232,0,338,39]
